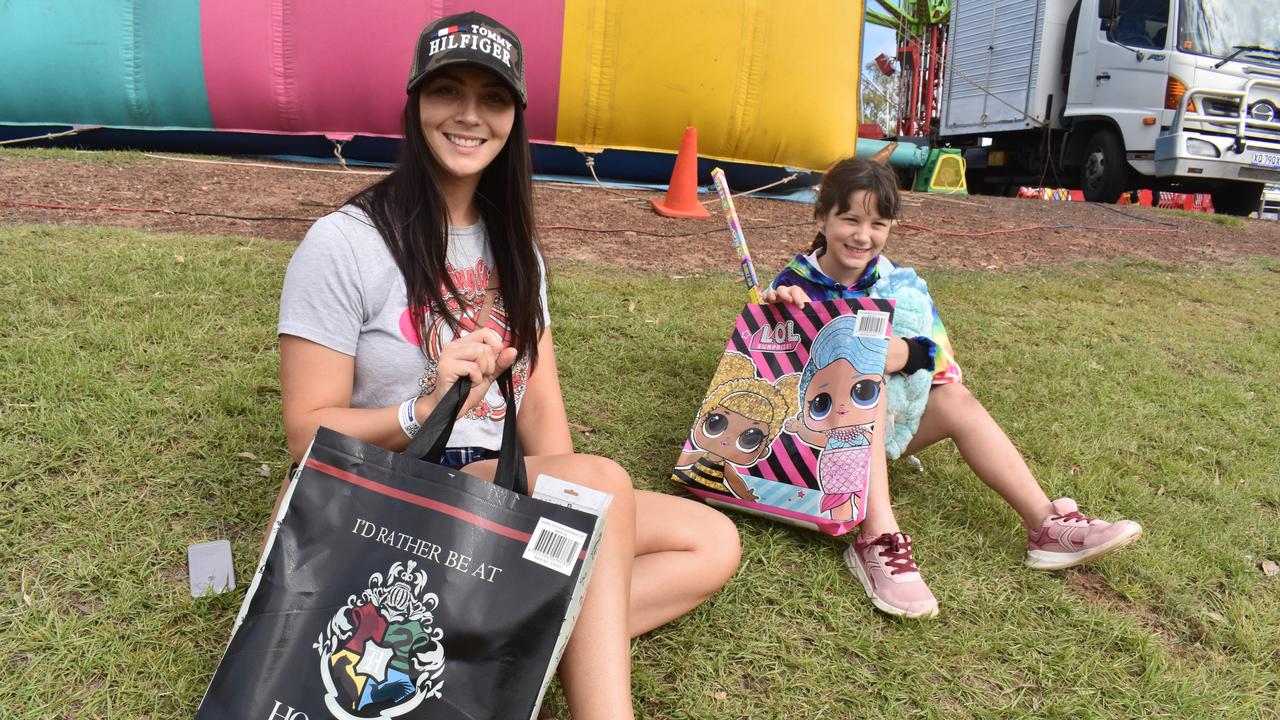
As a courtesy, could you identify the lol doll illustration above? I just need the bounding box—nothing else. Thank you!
[673,353,799,502]
[785,316,887,521]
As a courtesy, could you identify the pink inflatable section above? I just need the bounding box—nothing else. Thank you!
[200,1,564,141]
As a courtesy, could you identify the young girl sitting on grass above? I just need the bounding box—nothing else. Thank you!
[762,156,1142,619]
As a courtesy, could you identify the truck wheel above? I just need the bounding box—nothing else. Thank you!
[1080,129,1127,203]
[1210,181,1265,216]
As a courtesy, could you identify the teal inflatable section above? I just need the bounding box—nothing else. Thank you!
[0,0,212,129]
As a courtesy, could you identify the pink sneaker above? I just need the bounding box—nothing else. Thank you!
[1025,498,1143,570]
[843,532,939,619]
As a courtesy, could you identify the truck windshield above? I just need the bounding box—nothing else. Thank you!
[1178,0,1280,61]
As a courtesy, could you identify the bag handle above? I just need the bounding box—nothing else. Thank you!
[494,370,529,495]
[404,370,528,495]
[405,377,469,462]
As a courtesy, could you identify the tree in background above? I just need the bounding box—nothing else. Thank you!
[860,59,898,135]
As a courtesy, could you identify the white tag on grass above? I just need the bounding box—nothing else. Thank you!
[532,474,613,516]
[188,539,235,597]
[853,310,891,339]
[523,518,587,576]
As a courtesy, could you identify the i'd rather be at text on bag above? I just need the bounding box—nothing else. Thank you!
[196,373,610,720]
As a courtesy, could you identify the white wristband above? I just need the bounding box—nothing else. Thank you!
[398,396,421,439]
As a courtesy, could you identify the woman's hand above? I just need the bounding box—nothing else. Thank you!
[760,286,811,308]
[427,328,519,417]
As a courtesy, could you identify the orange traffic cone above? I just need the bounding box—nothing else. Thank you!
[652,127,710,219]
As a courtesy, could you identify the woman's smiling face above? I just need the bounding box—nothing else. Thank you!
[418,64,516,185]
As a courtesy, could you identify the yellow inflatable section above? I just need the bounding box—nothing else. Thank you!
[557,0,863,172]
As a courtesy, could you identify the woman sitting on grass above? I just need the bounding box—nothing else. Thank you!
[272,12,740,718]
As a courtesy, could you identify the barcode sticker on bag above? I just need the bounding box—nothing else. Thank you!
[853,310,890,338]
[523,517,587,575]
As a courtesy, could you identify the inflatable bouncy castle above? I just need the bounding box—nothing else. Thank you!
[0,1,863,174]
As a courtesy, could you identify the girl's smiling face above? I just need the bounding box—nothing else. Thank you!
[694,405,772,465]
[802,359,882,432]
[814,189,891,285]
[418,65,516,186]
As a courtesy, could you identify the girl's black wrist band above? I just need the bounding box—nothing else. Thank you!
[901,337,936,375]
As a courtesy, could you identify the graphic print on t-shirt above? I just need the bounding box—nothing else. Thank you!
[397,258,528,421]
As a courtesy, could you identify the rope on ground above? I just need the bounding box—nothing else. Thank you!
[0,198,812,237]
[538,221,810,239]
[906,192,982,208]
[141,153,389,175]
[580,150,806,207]
[897,221,1178,238]
[710,172,803,203]
[331,139,349,171]
[5,197,1184,240]
[581,153,653,207]
[1094,202,1180,228]
[0,199,315,222]
[0,126,101,147]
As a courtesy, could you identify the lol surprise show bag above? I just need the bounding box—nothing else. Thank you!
[196,374,609,720]
[672,299,894,536]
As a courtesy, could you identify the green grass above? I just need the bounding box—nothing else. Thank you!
[3,225,1279,718]
[0,147,153,164]
[1165,209,1246,228]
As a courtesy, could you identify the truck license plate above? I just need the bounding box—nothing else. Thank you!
[1251,151,1280,168]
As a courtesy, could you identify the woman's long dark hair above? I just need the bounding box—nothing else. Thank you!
[349,90,543,367]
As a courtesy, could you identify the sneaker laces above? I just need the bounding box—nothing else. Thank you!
[1051,510,1092,525]
[867,532,919,575]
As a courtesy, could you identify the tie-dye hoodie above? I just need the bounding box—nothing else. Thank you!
[769,251,962,457]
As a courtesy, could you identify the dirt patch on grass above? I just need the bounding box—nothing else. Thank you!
[1064,568,1201,655]
[63,589,105,617]
[2,153,1278,277]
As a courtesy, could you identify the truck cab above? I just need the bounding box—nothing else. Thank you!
[1068,0,1280,213]
[941,0,1280,214]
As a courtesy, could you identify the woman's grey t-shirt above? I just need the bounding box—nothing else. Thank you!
[278,205,549,450]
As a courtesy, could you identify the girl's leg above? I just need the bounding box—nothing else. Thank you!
[903,382,1053,526]
[465,454,637,720]
[629,491,740,637]
[844,396,937,618]
[858,396,900,536]
[903,382,1142,569]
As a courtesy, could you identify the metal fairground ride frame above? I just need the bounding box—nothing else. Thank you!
[865,1,951,138]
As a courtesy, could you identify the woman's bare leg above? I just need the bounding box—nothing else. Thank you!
[465,454,637,720]
[903,382,1053,526]
[629,491,740,637]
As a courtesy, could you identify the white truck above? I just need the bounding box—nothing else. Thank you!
[939,0,1280,215]
[1263,183,1280,219]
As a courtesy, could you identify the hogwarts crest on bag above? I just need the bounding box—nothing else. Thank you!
[672,299,894,536]
[317,560,445,716]
[196,374,608,720]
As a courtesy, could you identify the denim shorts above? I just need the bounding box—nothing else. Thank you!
[438,446,500,470]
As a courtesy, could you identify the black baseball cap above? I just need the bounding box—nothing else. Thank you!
[406,12,527,106]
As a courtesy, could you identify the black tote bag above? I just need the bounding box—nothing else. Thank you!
[196,373,608,720]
